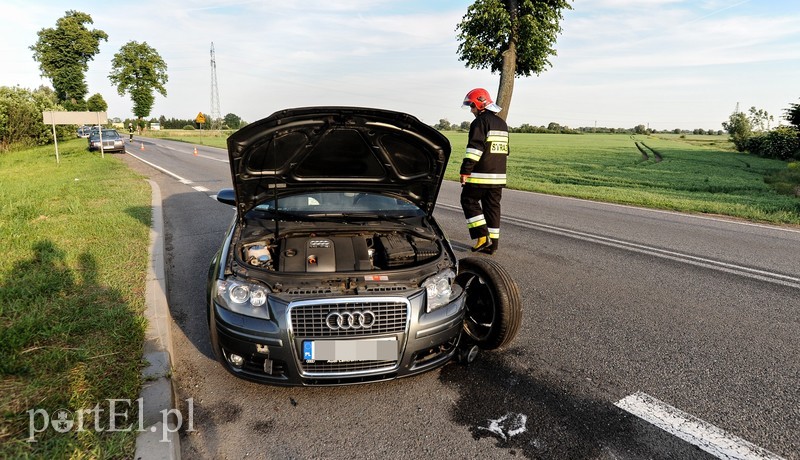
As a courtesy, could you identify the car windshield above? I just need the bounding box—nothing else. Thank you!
[252,192,424,218]
[90,130,120,140]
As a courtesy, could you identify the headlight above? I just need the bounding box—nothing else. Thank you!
[422,268,455,313]
[214,277,270,319]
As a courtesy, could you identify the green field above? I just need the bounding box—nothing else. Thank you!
[0,139,150,457]
[143,129,800,225]
[443,132,800,225]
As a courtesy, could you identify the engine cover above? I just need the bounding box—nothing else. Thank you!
[279,236,371,273]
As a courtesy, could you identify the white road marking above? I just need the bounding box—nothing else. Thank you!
[437,203,800,290]
[126,151,192,184]
[615,392,785,460]
[126,151,224,200]
[477,412,528,441]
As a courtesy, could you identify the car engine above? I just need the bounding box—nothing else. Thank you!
[241,232,440,273]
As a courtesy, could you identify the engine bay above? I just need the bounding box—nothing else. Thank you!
[240,232,441,273]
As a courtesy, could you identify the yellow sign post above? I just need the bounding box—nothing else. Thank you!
[195,112,206,127]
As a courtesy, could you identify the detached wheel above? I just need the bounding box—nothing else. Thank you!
[456,257,522,350]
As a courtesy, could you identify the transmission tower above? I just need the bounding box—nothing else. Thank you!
[210,42,221,130]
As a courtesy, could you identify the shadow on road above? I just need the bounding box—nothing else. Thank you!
[438,349,713,459]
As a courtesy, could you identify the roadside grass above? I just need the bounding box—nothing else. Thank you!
[444,132,800,225]
[0,139,150,458]
[143,128,230,149]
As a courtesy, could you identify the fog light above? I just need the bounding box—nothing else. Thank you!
[228,353,244,367]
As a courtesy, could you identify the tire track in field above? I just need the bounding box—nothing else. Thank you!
[632,137,663,163]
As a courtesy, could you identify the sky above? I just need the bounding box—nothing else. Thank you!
[1,0,799,131]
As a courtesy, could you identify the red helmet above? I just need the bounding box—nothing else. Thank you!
[462,88,501,112]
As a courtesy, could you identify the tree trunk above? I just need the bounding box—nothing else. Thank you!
[496,0,519,122]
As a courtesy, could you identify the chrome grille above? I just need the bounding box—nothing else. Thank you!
[290,300,408,338]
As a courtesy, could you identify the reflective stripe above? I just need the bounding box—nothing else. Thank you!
[464,147,482,162]
[486,135,508,142]
[466,214,486,228]
[466,172,506,185]
[488,228,500,239]
[487,130,508,138]
[467,177,506,185]
[469,173,505,179]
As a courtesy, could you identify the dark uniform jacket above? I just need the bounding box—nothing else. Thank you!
[459,110,509,188]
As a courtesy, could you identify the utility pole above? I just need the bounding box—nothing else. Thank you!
[210,42,221,130]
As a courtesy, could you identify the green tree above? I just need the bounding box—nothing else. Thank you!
[547,121,562,132]
[223,113,242,129]
[785,99,800,130]
[0,86,71,150]
[434,119,453,131]
[722,111,752,152]
[30,11,107,104]
[86,93,108,112]
[108,41,168,121]
[747,106,773,132]
[456,0,572,120]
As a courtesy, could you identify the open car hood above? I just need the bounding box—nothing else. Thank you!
[226,107,451,218]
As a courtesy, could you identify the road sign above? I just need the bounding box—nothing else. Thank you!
[41,111,108,163]
[195,112,206,124]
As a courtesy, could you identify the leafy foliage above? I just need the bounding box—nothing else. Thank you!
[746,126,800,161]
[108,41,168,120]
[223,112,243,129]
[722,111,752,152]
[455,0,571,119]
[86,93,107,112]
[747,106,773,132]
[0,86,72,151]
[785,99,800,129]
[29,11,107,103]
[456,0,571,76]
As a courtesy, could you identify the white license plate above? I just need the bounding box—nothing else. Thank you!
[303,338,397,362]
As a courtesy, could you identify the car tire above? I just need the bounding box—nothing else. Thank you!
[456,257,522,350]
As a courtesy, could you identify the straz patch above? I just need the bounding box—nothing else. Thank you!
[489,141,508,154]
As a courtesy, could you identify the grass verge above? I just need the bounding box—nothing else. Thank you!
[0,139,150,458]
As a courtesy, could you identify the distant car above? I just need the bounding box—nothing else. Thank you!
[88,129,125,153]
[77,126,91,138]
[206,107,523,386]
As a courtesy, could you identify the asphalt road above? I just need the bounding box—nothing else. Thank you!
[121,137,800,459]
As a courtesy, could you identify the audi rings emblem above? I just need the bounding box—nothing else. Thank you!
[326,311,376,330]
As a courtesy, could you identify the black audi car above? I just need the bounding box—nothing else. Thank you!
[207,107,521,386]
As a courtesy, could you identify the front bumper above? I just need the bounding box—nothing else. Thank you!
[209,287,466,385]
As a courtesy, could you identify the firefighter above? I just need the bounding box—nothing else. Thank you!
[459,88,509,255]
[128,123,134,142]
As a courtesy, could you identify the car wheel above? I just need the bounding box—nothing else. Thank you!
[456,257,522,350]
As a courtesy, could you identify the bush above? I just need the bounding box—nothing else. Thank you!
[747,126,800,160]
[0,86,71,151]
[182,125,195,130]
[722,112,752,152]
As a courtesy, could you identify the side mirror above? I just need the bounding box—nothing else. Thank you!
[216,188,236,206]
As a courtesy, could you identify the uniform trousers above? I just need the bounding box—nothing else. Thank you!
[460,186,502,249]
